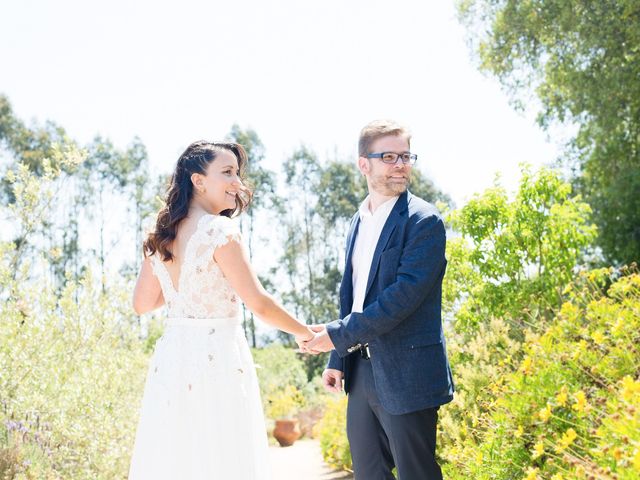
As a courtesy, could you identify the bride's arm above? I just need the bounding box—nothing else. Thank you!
[133,257,165,315]
[214,239,313,341]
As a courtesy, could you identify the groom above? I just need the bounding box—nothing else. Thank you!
[306,120,454,479]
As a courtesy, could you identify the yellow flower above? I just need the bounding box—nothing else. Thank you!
[633,448,640,471]
[539,404,552,422]
[591,330,605,344]
[524,467,539,480]
[551,474,564,480]
[521,356,533,375]
[515,425,524,438]
[621,376,640,403]
[575,465,586,478]
[475,451,483,463]
[613,448,623,461]
[556,386,568,407]
[531,441,544,459]
[557,428,577,452]
[572,391,588,413]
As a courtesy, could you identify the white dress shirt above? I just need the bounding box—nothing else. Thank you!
[351,195,398,313]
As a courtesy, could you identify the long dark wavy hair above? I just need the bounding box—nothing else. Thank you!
[143,141,252,261]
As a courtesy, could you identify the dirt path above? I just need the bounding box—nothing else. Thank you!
[269,439,353,480]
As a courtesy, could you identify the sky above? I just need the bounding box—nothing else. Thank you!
[0,0,561,208]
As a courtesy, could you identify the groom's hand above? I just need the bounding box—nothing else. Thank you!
[306,328,335,354]
[321,368,343,393]
[295,326,315,353]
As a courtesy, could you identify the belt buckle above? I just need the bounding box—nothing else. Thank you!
[360,344,370,360]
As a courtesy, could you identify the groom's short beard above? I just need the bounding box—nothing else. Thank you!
[370,171,411,197]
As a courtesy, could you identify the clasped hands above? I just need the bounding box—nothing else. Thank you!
[295,325,344,393]
[295,324,334,355]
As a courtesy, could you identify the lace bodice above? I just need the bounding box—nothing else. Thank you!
[150,214,242,319]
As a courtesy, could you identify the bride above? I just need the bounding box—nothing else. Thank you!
[129,140,314,479]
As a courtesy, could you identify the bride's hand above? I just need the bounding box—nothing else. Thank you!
[295,326,315,352]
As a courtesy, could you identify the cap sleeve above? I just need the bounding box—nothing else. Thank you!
[200,215,242,250]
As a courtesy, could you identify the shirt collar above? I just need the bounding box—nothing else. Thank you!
[358,195,399,221]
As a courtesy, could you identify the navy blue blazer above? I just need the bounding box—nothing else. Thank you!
[326,191,454,415]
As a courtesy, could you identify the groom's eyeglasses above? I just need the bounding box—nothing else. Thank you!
[367,152,418,165]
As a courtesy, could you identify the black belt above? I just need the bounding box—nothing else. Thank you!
[359,344,371,360]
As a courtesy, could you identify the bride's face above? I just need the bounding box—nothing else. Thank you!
[193,150,242,214]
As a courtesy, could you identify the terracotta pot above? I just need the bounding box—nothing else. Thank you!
[273,419,301,447]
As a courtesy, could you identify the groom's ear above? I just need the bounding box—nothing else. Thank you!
[357,156,370,176]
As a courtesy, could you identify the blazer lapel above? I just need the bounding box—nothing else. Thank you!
[363,192,409,301]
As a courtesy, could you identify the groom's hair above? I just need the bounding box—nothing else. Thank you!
[358,120,411,157]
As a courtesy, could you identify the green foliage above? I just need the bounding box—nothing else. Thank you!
[447,165,596,330]
[0,94,70,179]
[314,397,352,472]
[4,143,84,275]
[252,344,308,418]
[0,271,148,479]
[265,385,306,420]
[456,0,640,265]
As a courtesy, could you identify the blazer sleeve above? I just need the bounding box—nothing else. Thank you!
[326,350,343,371]
[326,212,446,357]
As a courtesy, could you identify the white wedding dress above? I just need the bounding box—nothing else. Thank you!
[129,214,271,480]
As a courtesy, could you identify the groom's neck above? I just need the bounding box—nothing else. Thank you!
[367,191,397,214]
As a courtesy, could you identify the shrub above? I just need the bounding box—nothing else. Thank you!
[252,344,307,419]
[442,268,640,479]
[0,268,148,479]
[314,397,352,472]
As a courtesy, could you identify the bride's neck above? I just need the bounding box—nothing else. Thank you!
[188,200,215,218]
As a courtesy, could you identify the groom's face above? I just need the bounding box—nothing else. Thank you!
[359,134,412,197]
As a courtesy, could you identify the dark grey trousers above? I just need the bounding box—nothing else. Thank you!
[346,354,443,480]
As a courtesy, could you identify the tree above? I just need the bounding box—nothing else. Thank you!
[226,124,278,347]
[457,0,640,265]
[73,136,154,290]
[0,94,158,291]
[447,165,597,330]
[0,94,69,179]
